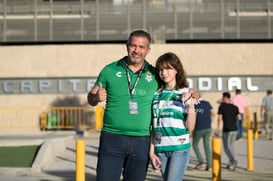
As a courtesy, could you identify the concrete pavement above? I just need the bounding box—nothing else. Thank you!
[0,131,273,181]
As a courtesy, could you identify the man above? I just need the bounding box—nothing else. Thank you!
[87,30,161,181]
[192,97,215,171]
[216,92,240,171]
[260,90,273,140]
[231,89,248,140]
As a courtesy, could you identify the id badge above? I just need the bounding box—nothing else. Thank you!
[154,131,162,144]
[129,100,138,114]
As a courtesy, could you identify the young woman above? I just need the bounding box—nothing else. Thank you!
[149,52,197,181]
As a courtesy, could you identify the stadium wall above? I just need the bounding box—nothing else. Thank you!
[0,43,272,132]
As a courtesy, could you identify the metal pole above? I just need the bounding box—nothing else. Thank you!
[142,0,147,31]
[127,4,131,34]
[95,106,104,130]
[245,106,251,129]
[34,0,37,41]
[253,112,258,140]
[80,0,84,40]
[49,0,53,41]
[173,2,178,39]
[212,137,221,181]
[76,140,85,181]
[96,0,100,40]
[267,0,272,38]
[220,0,225,39]
[247,129,254,171]
[3,0,7,42]
[189,0,193,39]
[236,0,240,39]
[40,112,47,131]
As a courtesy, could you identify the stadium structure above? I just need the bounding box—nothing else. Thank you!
[0,0,272,44]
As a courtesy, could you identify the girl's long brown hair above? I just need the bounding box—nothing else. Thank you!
[155,52,188,89]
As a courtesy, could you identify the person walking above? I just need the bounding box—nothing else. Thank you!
[216,92,240,171]
[87,30,161,181]
[260,90,273,140]
[192,97,215,171]
[231,89,248,140]
[149,52,197,181]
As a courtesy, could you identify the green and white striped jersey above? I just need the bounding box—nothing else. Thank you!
[152,88,191,153]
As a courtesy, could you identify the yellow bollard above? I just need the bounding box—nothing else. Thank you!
[95,106,104,130]
[40,112,47,131]
[76,140,85,181]
[247,129,254,171]
[243,106,251,130]
[253,112,258,140]
[212,137,221,181]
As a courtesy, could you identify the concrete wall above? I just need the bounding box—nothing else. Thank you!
[0,43,272,132]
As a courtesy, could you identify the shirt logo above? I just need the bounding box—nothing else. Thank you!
[116,72,122,78]
[145,72,153,82]
[178,138,186,144]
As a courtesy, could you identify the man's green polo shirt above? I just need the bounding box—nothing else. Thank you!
[95,57,160,136]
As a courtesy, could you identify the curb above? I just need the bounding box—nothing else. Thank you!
[0,135,74,175]
[32,135,74,173]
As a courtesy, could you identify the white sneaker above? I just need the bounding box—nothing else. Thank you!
[195,162,206,169]
[229,161,237,171]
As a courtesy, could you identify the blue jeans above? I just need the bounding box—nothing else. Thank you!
[96,131,150,181]
[222,131,237,166]
[236,113,244,139]
[157,149,190,181]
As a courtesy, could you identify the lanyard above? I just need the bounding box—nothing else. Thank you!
[125,60,145,98]
[156,88,175,126]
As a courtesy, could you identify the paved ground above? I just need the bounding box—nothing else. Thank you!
[0,130,273,181]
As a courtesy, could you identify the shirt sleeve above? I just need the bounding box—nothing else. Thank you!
[95,66,107,88]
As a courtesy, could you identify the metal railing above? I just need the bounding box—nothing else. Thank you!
[0,106,96,131]
[0,0,272,43]
[40,106,96,130]
[0,105,264,132]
